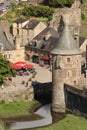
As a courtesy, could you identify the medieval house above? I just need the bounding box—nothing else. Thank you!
[22,18,47,44]
[25,27,59,65]
[0,20,25,62]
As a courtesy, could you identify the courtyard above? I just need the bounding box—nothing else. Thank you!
[0,61,52,98]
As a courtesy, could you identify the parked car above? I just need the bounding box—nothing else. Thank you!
[0,2,4,6]
[0,10,3,15]
[2,8,6,12]
[6,5,11,9]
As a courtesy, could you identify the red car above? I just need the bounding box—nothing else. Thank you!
[0,10,3,15]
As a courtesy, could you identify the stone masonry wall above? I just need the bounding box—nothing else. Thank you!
[0,87,34,104]
[50,8,81,31]
[50,8,81,47]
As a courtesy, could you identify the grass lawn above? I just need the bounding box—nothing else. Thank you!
[0,100,36,118]
[31,114,87,130]
[0,101,87,130]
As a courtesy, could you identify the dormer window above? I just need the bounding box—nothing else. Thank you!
[0,43,4,50]
[33,42,36,47]
[28,41,37,47]
[43,36,46,41]
[29,42,32,46]
[41,44,45,49]
[67,58,70,62]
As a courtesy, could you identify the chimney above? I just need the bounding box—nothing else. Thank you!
[15,35,22,49]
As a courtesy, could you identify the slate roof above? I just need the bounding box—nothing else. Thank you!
[13,17,27,24]
[79,37,86,47]
[26,26,59,52]
[0,25,15,51]
[51,21,81,55]
[43,36,59,52]
[34,27,58,40]
[23,20,40,30]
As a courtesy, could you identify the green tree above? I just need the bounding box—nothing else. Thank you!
[0,54,16,84]
[22,5,55,20]
[11,2,17,12]
[48,0,74,7]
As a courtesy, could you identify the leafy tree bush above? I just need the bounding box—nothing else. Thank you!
[15,9,22,17]
[81,12,86,20]
[22,5,55,20]
[11,2,17,12]
[0,54,16,84]
[82,0,87,3]
[48,0,74,7]
[3,10,16,20]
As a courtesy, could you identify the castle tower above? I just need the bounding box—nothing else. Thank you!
[51,20,82,113]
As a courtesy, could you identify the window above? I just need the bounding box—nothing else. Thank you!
[73,81,76,86]
[17,23,19,28]
[9,54,12,59]
[67,58,70,62]
[29,42,32,46]
[4,55,7,58]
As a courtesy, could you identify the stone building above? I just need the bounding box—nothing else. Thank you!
[0,20,25,63]
[79,37,87,57]
[12,17,29,44]
[22,18,46,44]
[51,19,85,113]
[12,17,46,46]
[25,27,59,64]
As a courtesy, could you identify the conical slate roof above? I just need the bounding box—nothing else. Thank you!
[51,21,81,55]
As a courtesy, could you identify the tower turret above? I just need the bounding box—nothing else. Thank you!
[51,20,80,55]
[51,20,82,113]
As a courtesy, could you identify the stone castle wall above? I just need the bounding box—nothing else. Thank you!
[0,87,34,104]
[50,8,81,47]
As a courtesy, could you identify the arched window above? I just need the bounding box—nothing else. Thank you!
[73,81,76,86]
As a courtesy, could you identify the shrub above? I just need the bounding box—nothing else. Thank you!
[22,5,55,21]
[0,100,5,104]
